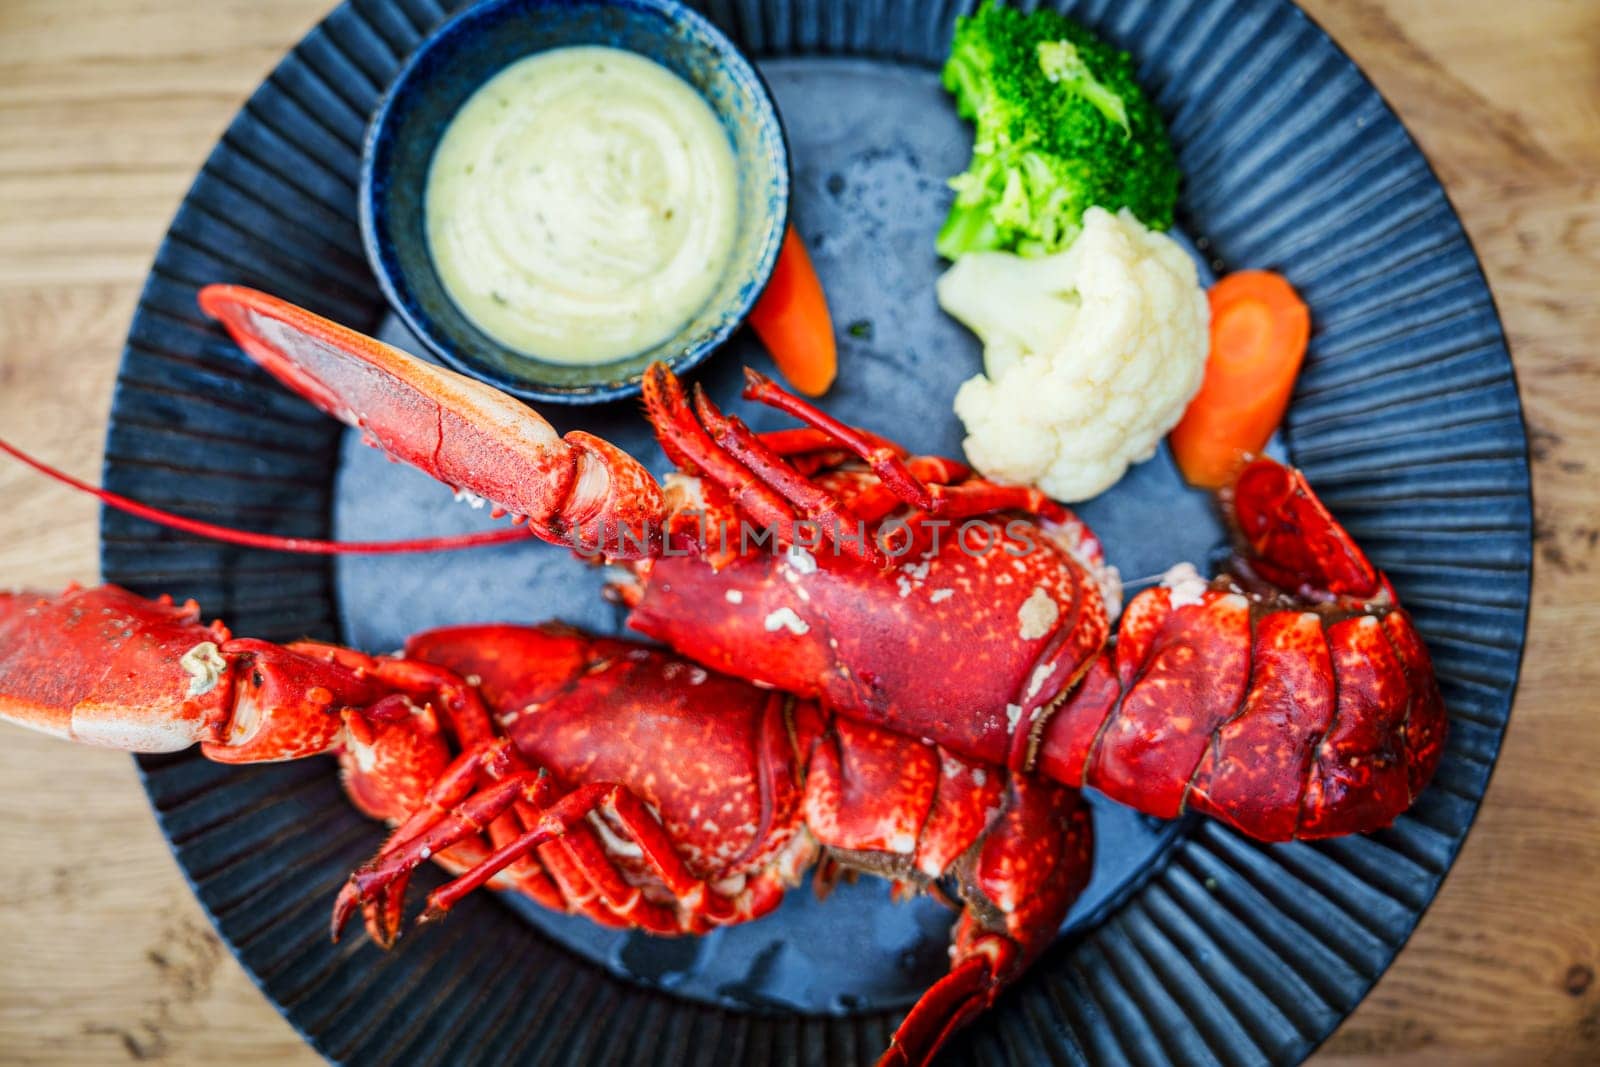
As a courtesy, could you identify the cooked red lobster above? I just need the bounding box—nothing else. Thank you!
[193,286,1446,841]
[627,429,1448,841]
[0,584,1089,1067]
[0,286,1448,1060]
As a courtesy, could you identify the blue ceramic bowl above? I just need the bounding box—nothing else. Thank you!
[362,0,790,404]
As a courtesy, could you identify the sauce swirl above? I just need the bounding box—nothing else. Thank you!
[426,46,739,365]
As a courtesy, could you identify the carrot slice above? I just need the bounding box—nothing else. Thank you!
[1170,270,1310,489]
[747,224,837,397]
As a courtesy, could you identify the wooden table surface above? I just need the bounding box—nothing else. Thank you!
[0,1,1595,1063]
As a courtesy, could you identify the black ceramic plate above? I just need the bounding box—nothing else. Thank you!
[103,1,1531,1063]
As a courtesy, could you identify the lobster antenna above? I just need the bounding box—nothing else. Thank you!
[0,437,536,555]
[1119,571,1174,593]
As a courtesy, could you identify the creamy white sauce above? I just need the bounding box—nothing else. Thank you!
[426,46,739,365]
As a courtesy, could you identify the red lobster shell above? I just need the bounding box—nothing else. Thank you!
[191,288,1448,841]
[0,584,1091,1067]
[0,289,1446,847]
[1036,458,1448,840]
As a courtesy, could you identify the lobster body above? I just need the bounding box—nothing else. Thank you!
[625,512,1112,772]
[625,454,1446,841]
[0,584,1091,1067]
[411,625,1091,962]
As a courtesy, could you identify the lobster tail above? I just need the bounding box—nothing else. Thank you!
[881,772,1092,1065]
[880,926,1010,1067]
[1034,457,1447,841]
[1225,455,1382,600]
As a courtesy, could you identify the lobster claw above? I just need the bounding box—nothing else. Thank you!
[197,638,385,764]
[0,584,231,751]
[0,584,387,763]
[197,285,666,558]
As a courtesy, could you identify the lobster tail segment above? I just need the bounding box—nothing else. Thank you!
[881,773,1093,1067]
[1225,456,1382,600]
[198,286,666,558]
[879,933,1007,1067]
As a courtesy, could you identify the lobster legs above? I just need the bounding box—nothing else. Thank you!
[333,742,766,942]
[642,361,1086,563]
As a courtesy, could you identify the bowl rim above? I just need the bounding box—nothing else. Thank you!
[358,0,792,406]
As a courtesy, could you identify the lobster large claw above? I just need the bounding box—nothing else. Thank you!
[0,584,233,752]
[0,584,412,764]
[198,286,666,558]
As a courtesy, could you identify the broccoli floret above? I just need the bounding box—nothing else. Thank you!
[937,2,1180,259]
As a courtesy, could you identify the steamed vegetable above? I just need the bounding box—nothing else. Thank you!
[937,2,1180,259]
[1169,270,1310,488]
[941,207,1208,502]
[749,226,837,397]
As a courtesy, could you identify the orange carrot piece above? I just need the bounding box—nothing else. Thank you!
[748,225,837,397]
[1170,270,1310,489]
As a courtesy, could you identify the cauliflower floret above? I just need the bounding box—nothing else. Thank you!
[939,206,1209,501]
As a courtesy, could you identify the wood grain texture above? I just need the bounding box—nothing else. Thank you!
[0,1,1593,1063]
